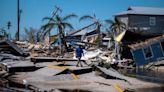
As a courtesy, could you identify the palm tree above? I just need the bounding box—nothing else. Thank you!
[105,17,126,37]
[79,14,101,47]
[105,17,126,60]
[7,21,12,39]
[41,13,77,52]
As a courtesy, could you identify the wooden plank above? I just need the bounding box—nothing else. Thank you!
[0,45,10,48]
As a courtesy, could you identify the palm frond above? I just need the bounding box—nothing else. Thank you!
[56,15,62,22]
[62,22,74,29]
[115,17,126,26]
[41,23,56,31]
[42,17,55,22]
[114,17,120,23]
[79,15,94,22]
[62,13,78,21]
[41,23,56,37]
[105,19,114,24]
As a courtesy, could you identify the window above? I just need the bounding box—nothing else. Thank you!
[149,17,156,26]
[143,46,153,59]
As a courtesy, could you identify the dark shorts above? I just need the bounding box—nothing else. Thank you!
[76,57,81,60]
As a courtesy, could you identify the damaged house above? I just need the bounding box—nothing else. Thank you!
[115,6,164,36]
[114,6,164,65]
[129,35,164,66]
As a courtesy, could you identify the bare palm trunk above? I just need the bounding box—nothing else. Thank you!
[97,23,101,47]
[58,25,68,55]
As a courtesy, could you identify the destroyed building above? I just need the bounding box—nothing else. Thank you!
[0,40,29,57]
[114,6,164,65]
[129,35,164,66]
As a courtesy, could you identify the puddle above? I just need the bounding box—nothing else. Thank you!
[119,68,164,92]
[137,86,164,92]
[119,68,164,81]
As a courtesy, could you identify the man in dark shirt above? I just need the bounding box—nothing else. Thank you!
[75,45,84,67]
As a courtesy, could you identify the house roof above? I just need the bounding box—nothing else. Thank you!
[115,6,164,16]
[67,22,96,36]
[69,29,97,36]
[71,29,87,36]
[128,35,164,50]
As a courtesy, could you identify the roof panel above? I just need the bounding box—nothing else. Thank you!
[115,6,164,16]
[128,35,164,50]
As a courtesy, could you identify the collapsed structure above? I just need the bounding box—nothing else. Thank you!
[115,6,164,66]
[0,6,164,92]
[129,35,164,66]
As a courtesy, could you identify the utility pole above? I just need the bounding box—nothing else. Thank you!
[16,0,20,41]
[7,21,12,40]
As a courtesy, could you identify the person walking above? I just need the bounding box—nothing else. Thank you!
[75,45,84,67]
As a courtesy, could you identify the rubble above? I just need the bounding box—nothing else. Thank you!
[94,66,128,82]
[0,33,163,92]
[1,60,37,73]
[0,53,21,61]
[0,40,29,57]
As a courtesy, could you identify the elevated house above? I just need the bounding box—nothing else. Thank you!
[115,6,164,37]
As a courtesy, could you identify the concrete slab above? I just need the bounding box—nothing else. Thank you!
[1,60,36,72]
[31,57,85,63]
[95,66,128,82]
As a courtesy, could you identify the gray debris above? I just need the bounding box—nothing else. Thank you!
[0,53,21,61]
[95,66,129,82]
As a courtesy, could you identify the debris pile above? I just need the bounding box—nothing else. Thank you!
[0,33,163,92]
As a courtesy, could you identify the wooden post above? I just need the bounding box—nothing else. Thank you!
[17,0,20,41]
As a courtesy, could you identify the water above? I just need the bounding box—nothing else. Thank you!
[119,68,164,92]
[123,68,164,83]
[137,86,164,92]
